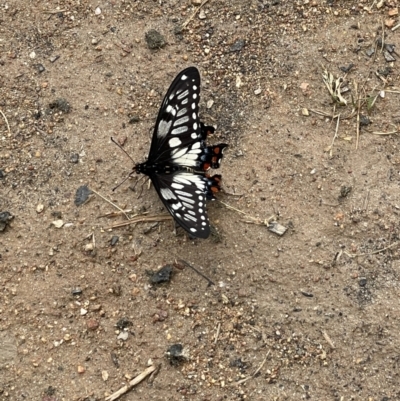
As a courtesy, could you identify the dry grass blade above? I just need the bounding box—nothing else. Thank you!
[106,214,172,230]
[322,69,347,106]
[182,0,211,28]
[91,189,131,220]
[344,241,398,258]
[371,130,399,135]
[0,109,11,136]
[233,351,270,386]
[105,364,158,401]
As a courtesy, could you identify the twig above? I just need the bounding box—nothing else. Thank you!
[106,214,172,230]
[233,351,270,386]
[43,9,67,14]
[0,109,11,136]
[182,0,211,28]
[105,364,158,401]
[344,241,398,258]
[214,322,221,344]
[329,113,340,157]
[91,189,131,220]
[355,83,361,150]
[176,259,215,286]
[371,130,399,136]
[322,330,335,349]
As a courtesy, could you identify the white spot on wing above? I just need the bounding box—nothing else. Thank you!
[177,89,189,100]
[171,183,184,190]
[190,228,197,233]
[160,188,177,200]
[171,126,188,135]
[181,74,188,80]
[174,116,189,126]
[169,137,182,147]
[157,120,172,138]
[176,107,188,117]
[192,142,201,149]
[191,133,198,139]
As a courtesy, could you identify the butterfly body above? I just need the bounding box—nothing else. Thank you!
[133,67,227,238]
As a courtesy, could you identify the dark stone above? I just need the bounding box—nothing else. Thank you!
[116,317,132,330]
[49,98,71,113]
[0,211,13,232]
[70,153,79,164]
[359,277,367,287]
[110,235,119,246]
[75,185,91,206]
[145,29,166,50]
[230,39,245,52]
[150,265,173,284]
[166,344,187,365]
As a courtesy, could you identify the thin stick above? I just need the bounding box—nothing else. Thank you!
[329,114,340,158]
[91,189,131,220]
[182,0,211,28]
[218,200,248,216]
[233,351,270,386]
[344,241,398,258]
[176,259,215,286]
[106,214,172,229]
[371,130,399,135]
[355,84,361,150]
[214,322,221,344]
[0,109,11,136]
[322,330,335,349]
[105,364,157,401]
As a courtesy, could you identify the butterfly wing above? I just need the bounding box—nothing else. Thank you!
[150,171,211,238]
[148,67,203,169]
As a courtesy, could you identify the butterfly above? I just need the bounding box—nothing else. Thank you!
[132,67,228,238]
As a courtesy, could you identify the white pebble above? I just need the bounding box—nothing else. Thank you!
[95,6,101,15]
[29,51,36,59]
[254,88,262,95]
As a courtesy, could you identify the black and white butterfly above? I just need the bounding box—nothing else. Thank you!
[132,67,227,238]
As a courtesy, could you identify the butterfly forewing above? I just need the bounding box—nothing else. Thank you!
[149,67,202,168]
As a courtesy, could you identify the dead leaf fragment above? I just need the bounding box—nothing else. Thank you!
[102,370,109,381]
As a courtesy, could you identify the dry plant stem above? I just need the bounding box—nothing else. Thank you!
[182,0,211,28]
[176,259,215,286]
[214,322,221,344]
[91,189,131,220]
[218,200,248,216]
[233,351,270,386]
[322,330,335,349]
[0,109,11,135]
[354,81,361,150]
[329,114,341,158]
[105,364,157,401]
[372,130,399,135]
[107,214,172,230]
[344,242,398,258]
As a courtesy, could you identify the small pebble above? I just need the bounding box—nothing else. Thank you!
[254,88,262,95]
[95,6,101,15]
[117,331,129,341]
[199,9,206,19]
[29,51,36,59]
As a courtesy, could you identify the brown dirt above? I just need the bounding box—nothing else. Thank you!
[1,0,400,400]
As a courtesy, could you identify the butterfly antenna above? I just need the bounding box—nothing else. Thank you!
[111,136,136,164]
[112,173,133,192]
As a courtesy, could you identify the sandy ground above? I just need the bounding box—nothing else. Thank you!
[1,0,400,400]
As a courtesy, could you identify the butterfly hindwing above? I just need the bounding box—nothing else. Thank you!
[151,171,210,238]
